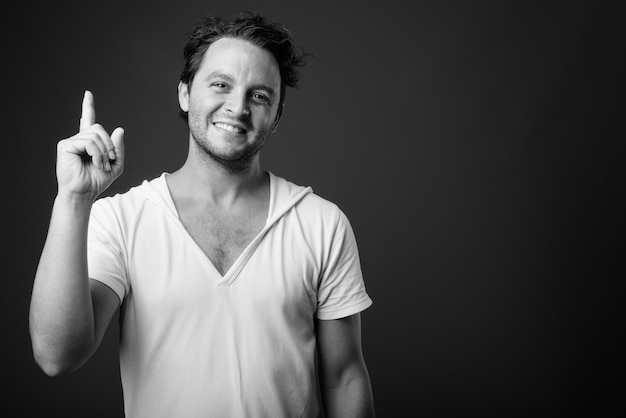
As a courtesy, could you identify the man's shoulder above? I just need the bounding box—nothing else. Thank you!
[272,173,340,213]
[299,189,341,215]
[271,174,348,232]
[93,173,168,214]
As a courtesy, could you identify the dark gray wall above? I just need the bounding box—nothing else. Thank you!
[6,1,622,416]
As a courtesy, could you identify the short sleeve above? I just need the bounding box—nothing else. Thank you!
[315,208,372,320]
[87,199,129,303]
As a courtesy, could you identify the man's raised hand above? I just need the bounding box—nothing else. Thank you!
[56,91,125,202]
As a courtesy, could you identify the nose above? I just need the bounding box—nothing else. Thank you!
[225,92,250,117]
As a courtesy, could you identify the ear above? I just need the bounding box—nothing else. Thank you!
[178,81,190,113]
[271,103,284,133]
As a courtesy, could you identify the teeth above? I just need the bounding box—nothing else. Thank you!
[215,122,244,133]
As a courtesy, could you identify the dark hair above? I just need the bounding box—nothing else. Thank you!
[179,11,309,121]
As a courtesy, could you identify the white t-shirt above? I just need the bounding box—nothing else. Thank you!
[87,172,372,418]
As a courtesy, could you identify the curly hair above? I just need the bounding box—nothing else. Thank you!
[179,11,309,121]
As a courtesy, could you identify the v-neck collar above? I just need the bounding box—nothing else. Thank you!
[139,172,312,286]
[160,172,274,285]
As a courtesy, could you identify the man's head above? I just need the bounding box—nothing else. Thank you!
[179,11,307,123]
[177,13,307,172]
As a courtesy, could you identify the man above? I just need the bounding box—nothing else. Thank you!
[29,12,374,418]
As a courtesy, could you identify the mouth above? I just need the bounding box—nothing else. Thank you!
[213,122,248,134]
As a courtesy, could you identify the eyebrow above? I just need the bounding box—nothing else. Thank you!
[206,71,277,98]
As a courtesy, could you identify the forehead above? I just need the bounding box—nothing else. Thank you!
[197,37,281,88]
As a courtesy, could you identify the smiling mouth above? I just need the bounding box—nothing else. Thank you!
[213,122,247,134]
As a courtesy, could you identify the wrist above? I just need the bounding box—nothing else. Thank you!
[54,191,97,211]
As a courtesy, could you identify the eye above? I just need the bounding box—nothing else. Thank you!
[211,82,229,89]
[252,93,270,104]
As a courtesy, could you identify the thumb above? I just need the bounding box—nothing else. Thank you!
[110,127,125,163]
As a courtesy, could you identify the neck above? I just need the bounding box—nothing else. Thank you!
[169,145,267,207]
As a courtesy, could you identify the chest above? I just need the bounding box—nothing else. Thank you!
[126,209,319,316]
[179,207,267,276]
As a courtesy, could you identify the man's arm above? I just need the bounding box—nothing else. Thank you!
[316,313,375,418]
[29,91,124,376]
[29,195,121,376]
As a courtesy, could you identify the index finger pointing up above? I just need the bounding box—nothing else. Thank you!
[79,90,96,131]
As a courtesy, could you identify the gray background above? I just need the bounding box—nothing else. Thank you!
[5,0,622,416]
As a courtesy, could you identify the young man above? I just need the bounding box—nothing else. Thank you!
[29,12,374,418]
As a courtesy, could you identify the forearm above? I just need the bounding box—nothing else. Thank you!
[29,194,97,375]
[322,371,375,418]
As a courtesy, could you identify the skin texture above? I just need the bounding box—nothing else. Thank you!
[172,37,280,275]
[29,91,124,375]
[179,37,282,174]
[316,314,376,417]
[29,36,374,417]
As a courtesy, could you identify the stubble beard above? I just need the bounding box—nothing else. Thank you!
[188,115,272,174]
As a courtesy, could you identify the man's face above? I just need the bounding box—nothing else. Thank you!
[179,37,282,169]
